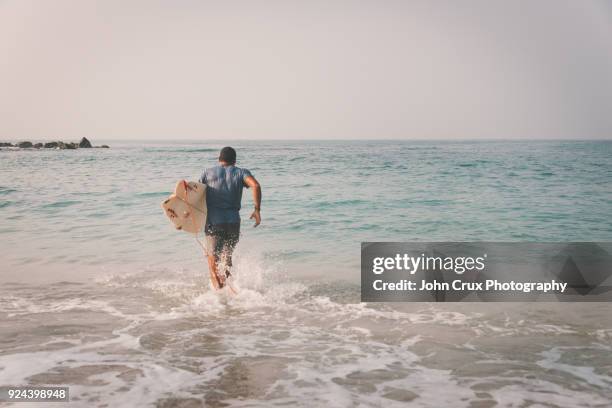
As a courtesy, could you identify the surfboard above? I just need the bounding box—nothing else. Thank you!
[161,180,207,234]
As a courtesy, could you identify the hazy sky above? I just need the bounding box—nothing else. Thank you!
[1,0,611,140]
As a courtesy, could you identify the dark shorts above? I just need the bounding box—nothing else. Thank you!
[204,223,240,262]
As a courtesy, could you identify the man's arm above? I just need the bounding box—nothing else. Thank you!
[244,175,261,227]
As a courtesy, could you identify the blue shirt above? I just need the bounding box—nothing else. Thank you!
[199,165,253,225]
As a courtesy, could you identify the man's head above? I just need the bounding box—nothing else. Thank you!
[218,146,236,165]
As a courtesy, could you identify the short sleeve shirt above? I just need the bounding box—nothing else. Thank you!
[199,165,252,225]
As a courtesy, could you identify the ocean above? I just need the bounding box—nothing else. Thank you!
[1,140,611,407]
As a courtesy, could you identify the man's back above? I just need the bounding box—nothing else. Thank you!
[199,164,252,225]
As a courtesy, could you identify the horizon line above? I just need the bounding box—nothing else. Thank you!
[1,137,611,143]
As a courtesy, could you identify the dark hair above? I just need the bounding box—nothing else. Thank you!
[219,146,236,164]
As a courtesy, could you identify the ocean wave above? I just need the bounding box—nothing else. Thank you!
[41,200,81,208]
[0,186,17,195]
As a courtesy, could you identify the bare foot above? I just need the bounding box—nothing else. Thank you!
[216,272,226,289]
[208,269,221,290]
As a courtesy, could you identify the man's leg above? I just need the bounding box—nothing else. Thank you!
[205,229,226,289]
[218,224,240,279]
[218,242,236,278]
[206,254,222,289]
[205,223,240,290]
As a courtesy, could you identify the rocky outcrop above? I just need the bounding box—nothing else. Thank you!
[79,137,92,148]
[1,139,110,149]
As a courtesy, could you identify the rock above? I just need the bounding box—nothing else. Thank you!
[44,142,59,148]
[17,141,33,148]
[100,145,110,148]
[0,142,13,147]
[79,137,92,148]
[63,142,77,149]
[33,143,43,148]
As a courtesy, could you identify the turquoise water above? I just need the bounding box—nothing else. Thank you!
[2,140,611,280]
[1,141,611,407]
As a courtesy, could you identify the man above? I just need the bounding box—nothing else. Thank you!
[199,146,261,289]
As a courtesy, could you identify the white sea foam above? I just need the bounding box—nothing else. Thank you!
[538,346,612,388]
